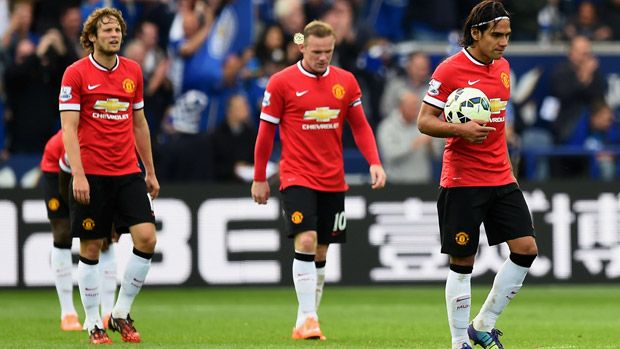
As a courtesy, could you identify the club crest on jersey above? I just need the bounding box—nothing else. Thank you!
[428,79,441,96]
[59,86,72,102]
[500,72,510,89]
[122,78,135,93]
[94,98,130,113]
[262,91,271,107]
[332,84,345,99]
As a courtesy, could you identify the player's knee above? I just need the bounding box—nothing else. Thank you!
[136,234,157,252]
[295,231,317,253]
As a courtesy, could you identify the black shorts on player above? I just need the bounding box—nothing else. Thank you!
[437,183,535,257]
[69,173,155,240]
[281,186,347,244]
[43,172,70,220]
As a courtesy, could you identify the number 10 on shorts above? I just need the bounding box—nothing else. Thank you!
[332,211,347,231]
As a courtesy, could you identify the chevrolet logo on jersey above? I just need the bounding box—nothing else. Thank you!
[489,98,508,114]
[94,98,130,113]
[303,107,340,122]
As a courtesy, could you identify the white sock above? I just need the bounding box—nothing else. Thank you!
[315,265,326,312]
[78,260,102,331]
[293,253,317,328]
[446,270,471,349]
[52,247,77,317]
[473,258,529,332]
[112,251,151,319]
[99,244,117,318]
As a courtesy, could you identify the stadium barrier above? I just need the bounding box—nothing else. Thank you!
[1,181,619,288]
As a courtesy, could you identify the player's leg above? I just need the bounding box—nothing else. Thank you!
[314,245,327,311]
[70,174,114,343]
[51,218,82,331]
[314,190,346,313]
[281,186,325,340]
[44,171,81,330]
[438,186,486,349]
[109,174,156,343]
[470,184,537,348]
[99,238,117,328]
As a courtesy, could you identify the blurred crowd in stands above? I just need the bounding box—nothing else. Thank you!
[0,0,619,187]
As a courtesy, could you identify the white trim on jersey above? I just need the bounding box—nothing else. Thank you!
[59,103,81,111]
[59,154,71,174]
[462,48,494,66]
[133,100,144,110]
[350,98,362,107]
[296,61,331,78]
[88,53,120,72]
[260,112,280,124]
[423,95,446,109]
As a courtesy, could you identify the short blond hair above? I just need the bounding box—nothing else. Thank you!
[80,7,127,53]
[303,20,335,42]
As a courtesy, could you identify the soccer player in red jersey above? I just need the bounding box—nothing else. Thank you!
[41,130,118,333]
[251,20,387,340]
[417,2,538,348]
[59,8,159,344]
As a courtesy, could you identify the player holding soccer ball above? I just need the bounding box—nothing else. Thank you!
[417,1,538,349]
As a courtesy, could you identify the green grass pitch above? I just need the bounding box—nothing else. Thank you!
[1,285,619,348]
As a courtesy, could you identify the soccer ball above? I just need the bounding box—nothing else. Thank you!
[444,87,491,124]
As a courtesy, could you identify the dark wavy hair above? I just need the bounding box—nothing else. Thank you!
[460,0,510,47]
[79,7,127,53]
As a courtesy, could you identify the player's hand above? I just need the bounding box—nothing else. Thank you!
[461,120,496,144]
[72,173,90,205]
[369,164,387,190]
[251,181,270,204]
[145,173,160,199]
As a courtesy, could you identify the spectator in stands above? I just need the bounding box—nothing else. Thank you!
[603,0,620,40]
[209,93,256,182]
[58,5,85,64]
[3,32,65,156]
[1,1,37,66]
[380,51,431,120]
[134,20,172,143]
[377,91,438,184]
[549,35,608,177]
[563,0,612,41]
[536,0,566,44]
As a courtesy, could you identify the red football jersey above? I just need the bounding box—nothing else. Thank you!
[58,54,144,176]
[423,48,514,187]
[260,62,364,191]
[40,130,63,173]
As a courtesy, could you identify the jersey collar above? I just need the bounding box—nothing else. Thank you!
[297,60,331,78]
[462,48,494,66]
[88,53,120,72]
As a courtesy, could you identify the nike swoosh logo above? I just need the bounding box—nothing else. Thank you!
[295,90,308,97]
[467,80,480,85]
[88,84,101,90]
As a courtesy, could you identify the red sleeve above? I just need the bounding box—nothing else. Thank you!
[59,65,82,111]
[347,105,381,166]
[253,120,277,181]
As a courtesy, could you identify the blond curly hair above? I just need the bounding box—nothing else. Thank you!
[79,7,127,53]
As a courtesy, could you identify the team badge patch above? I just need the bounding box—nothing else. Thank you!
[500,72,510,89]
[332,84,345,99]
[59,86,72,101]
[47,198,60,211]
[262,91,271,107]
[455,232,470,246]
[291,211,304,224]
[428,79,441,96]
[82,218,95,231]
[122,78,135,93]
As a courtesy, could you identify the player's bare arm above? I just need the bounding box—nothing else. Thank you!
[417,102,495,144]
[60,110,90,205]
[133,108,160,199]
